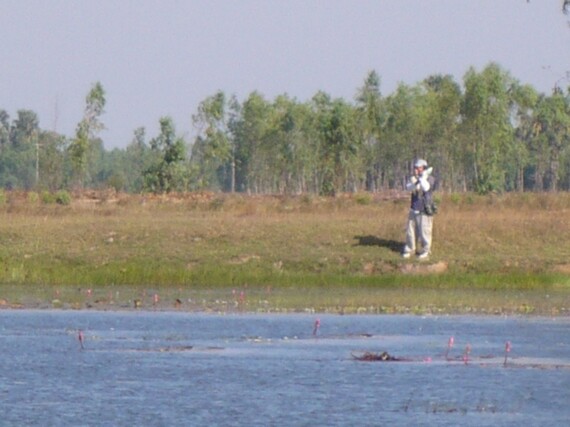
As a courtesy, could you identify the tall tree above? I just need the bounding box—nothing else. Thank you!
[311,92,361,195]
[509,82,539,191]
[0,110,11,150]
[230,92,270,193]
[144,117,187,193]
[261,94,315,194]
[382,83,420,188]
[7,110,39,188]
[416,75,462,191]
[531,90,570,191]
[460,63,515,193]
[121,127,154,192]
[38,130,67,191]
[10,110,39,149]
[68,82,106,188]
[355,70,385,191]
[191,91,235,191]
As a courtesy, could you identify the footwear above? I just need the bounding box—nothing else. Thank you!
[401,252,412,259]
[417,252,430,260]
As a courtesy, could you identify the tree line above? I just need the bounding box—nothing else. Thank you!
[1,63,569,195]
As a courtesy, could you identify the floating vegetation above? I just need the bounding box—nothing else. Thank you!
[351,351,403,362]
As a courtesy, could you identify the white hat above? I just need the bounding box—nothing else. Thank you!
[414,159,428,168]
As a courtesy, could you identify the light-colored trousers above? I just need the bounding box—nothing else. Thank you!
[403,209,433,254]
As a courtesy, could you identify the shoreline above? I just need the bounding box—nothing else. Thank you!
[1,305,568,318]
[1,288,568,317]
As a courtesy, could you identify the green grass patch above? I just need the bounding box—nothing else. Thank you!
[0,191,568,315]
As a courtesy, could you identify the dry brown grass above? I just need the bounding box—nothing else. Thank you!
[0,190,568,314]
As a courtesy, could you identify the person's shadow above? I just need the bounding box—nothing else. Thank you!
[354,235,402,254]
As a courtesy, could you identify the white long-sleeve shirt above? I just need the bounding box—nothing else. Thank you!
[406,175,431,192]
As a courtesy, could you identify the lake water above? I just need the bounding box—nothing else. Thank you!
[0,311,568,426]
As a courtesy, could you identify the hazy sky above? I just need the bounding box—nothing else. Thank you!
[1,0,569,149]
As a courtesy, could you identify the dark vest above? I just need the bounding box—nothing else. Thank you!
[410,176,435,212]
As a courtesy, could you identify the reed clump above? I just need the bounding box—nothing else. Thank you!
[0,191,568,314]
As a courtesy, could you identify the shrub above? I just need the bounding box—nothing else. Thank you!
[55,190,72,205]
[300,194,313,206]
[27,192,39,204]
[41,191,56,204]
[449,193,461,205]
[208,196,225,211]
[354,193,372,205]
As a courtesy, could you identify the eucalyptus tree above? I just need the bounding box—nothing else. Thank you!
[415,75,462,191]
[355,70,385,191]
[84,138,107,188]
[530,90,570,191]
[68,82,106,188]
[10,109,39,149]
[230,91,271,193]
[509,83,539,191]
[0,111,10,187]
[143,117,187,193]
[5,109,40,188]
[123,127,154,192]
[460,63,515,193]
[260,95,291,193]
[311,92,362,195]
[382,83,421,188]
[310,91,334,195]
[257,94,314,193]
[37,130,67,191]
[259,95,285,193]
[0,110,33,188]
[0,110,10,150]
[191,91,236,191]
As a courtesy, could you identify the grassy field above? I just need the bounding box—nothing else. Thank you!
[0,191,568,315]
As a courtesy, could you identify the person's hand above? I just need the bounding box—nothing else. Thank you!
[410,176,418,184]
[421,167,433,179]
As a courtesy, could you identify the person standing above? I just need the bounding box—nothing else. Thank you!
[402,159,436,259]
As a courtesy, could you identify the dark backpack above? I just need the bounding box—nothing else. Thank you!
[421,177,438,216]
